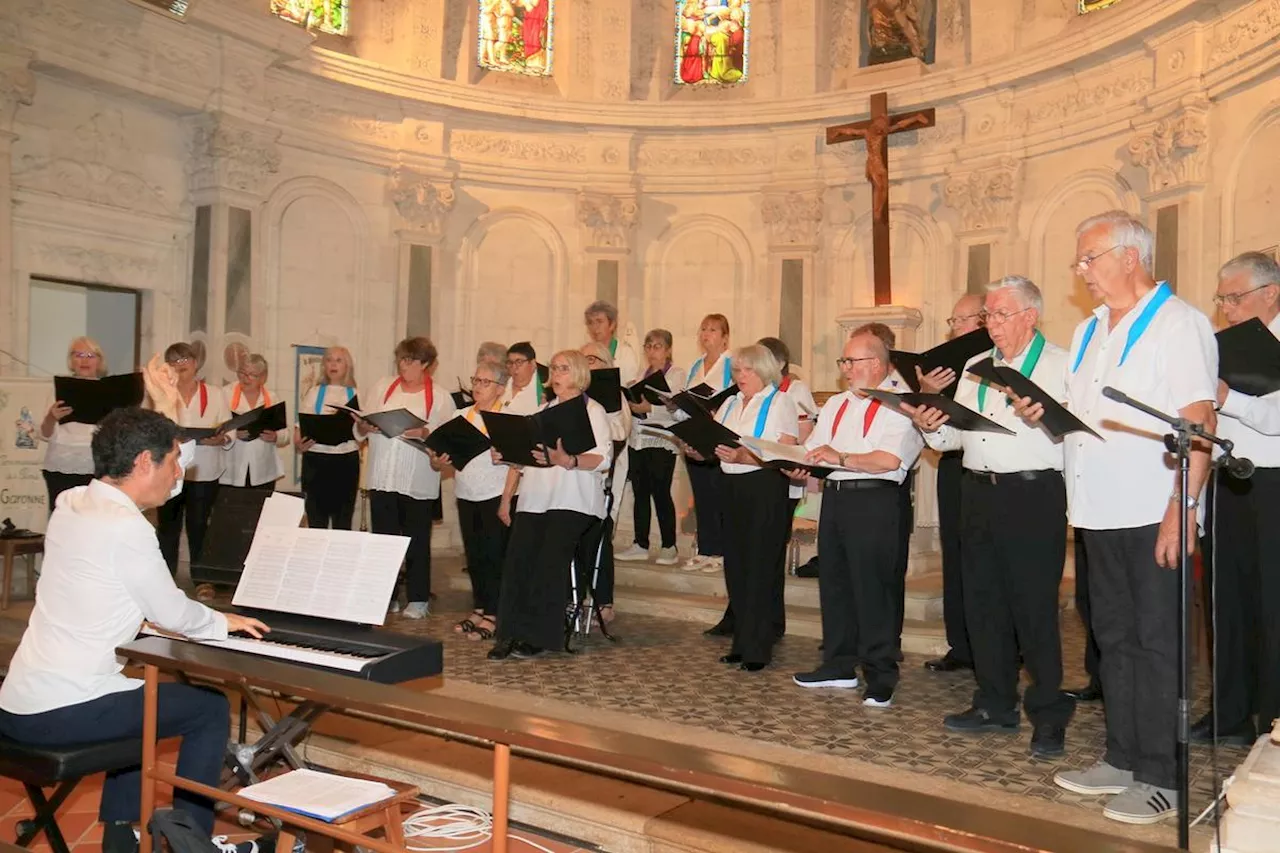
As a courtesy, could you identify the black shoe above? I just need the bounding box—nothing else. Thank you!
[739,662,766,672]
[487,639,516,660]
[944,707,1020,734]
[510,641,545,659]
[1030,723,1066,757]
[1063,682,1103,702]
[704,621,733,637]
[719,653,743,664]
[103,822,139,853]
[1190,714,1256,746]
[795,557,819,578]
[924,655,973,673]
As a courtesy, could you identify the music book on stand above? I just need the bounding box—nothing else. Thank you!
[965,357,1100,439]
[892,328,995,395]
[1217,317,1280,397]
[419,415,492,469]
[586,367,622,413]
[237,769,397,823]
[860,388,1015,435]
[54,373,145,425]
[329,405,426,438]
[480,393,596,467]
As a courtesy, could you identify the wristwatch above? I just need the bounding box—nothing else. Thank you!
[837,452,848,467]
[1170,494,1198,509]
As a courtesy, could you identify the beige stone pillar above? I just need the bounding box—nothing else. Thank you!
[0,50,34,373]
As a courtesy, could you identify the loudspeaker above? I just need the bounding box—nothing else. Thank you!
[190,489,303,588]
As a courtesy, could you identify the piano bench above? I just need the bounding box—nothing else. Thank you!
[0,734,143,853]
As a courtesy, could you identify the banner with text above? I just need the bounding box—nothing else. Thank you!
[0,377,54,533]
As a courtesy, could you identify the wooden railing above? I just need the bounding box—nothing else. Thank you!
[119,637,1175,853]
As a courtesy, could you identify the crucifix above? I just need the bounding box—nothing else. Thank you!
[826,92,936,306]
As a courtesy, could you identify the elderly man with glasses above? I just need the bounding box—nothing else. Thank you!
[905,277,1074,759]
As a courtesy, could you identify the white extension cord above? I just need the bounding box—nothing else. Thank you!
[399,803,562,853]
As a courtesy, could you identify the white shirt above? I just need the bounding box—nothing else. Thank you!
[1218,313,1280,468]
[1064,284,1218,529]
[0,480,228,715]
[923,336,1068,474]
[612,339,642,386]
[514,396,614,517]
[500,377,543,415]
[805,379,923,484]
[364,376,457,500]
[39,390,95,475]
[715,386,800,476]
[629,364,687,451]
[176,382,232,482]
[781,377,818,498]
[220,384,288,488]
[686,351,733,392]
[451,404,508,502]
[299,384,360,455]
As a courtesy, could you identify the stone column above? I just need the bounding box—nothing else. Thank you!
[940,157,1023,295]
[0,50,34,371]
[761,188,824,374]
[576,190,639,327]
[389,167,456,346]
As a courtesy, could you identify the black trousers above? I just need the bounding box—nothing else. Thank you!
[1083,524,1178,789]
[496,509,594,650]
[575,515,616,606]
[719,495,796,637]
[368,490,434,601]
[687,458,726,557]
[628,447,677,549]
[818,483,902,693]
[1073,532,1101,686]
[156,480,220,576]
[936,451,971,663]
[457,496,508,616]
[301,451,359,530]
[722,470,790,665]
[961,471,1074,727]
[1204,468,1280,730]
[42,471,93,514]
[0,684,228,834]
[893,471,915,656]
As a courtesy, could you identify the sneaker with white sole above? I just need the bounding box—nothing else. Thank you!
[401,601,429,619]
[699,556,724,573]
[863,688,894,708]
[682,555,709,571]
[1102,783,1178,825]
[655,547,680,566]
[1053,761,1134,796]
[213,835,275,853]
[793,668,859,689]
[615,544,649,562]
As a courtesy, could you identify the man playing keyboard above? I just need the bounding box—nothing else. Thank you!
[0,407,271,853]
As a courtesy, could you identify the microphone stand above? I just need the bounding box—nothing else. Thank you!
[1101,387,1248,851]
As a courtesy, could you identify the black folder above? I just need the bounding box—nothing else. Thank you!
[222,402,287,439]
[683,383,739,415]
[54,373,145,425]
[586,368,622,413]
[662,415,742,459]
[480,393,596,467]
[451,379,475,410]
[623,370,672,406]
[1217,317,1280,397]
[298,412,357,446]
[892,328,995,396]
[422,415,492,469]
[179,427,219,442]
[331,405,426,438]
[965,358,1099,439]
[860,389,1015,435]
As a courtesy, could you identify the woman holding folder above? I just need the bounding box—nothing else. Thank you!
[359,336,456,620]
[220,354,288,491]
[295,346,360,530]
[39,337,107,509]
[489,350,613,660]
[683,314,733,572]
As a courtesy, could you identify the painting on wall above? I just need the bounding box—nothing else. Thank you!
[270,0,349,36]
[1079,0,1123,12]
[674,0,750,85]
[477,0,555,77]
[860,0,936,67]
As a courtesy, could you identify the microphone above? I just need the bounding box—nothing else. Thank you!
[1101,386,1129,405]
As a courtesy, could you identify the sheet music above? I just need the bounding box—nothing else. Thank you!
[256,493,305,534]
[237,769,396,822]
[233,527,409,626]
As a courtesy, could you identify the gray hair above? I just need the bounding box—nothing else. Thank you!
[731,344,783,387]
[644,328,673,350]
[474,357,508,386]
[580,340,614,368]
[476,341,507,365]
[1076,210,1155,277]
[1219,251,1280,289]
[244,353,269,375]
[986,275,1044,316]
[584,300,618,324]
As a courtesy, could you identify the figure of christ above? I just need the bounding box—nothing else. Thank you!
[861,108,932,221]
[520,0,551,71]
[867,0,925,59]
[679,4,707,84]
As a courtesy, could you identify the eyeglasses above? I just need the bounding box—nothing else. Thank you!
[505,357,530,368]
[1213,283,1276,308]
[166,357,193,366]
[945,313,984,329]
[1071,245,1124,272]
[835,357,879,368]
[643,342,667,350]
[236,370,265,380]
[470,376,500,387]
[70,351,99,359]
[549,364,571,374]
[584,354,605,365]
[980,307,1033,326]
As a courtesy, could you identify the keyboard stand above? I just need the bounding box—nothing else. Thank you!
[226,686,331,786]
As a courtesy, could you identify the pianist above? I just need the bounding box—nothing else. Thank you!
[0,407,269,853]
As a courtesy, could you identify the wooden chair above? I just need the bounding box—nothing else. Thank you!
[0,535,43,610]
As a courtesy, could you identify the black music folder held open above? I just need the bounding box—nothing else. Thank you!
[223,402,287,439]
[481,393,596,467]
[661,415,742,459]
[686,382,739,413]
[421,415,492,469]
[1217,317,1280,397]
[860,388,1015,435]
[299,413,356,446]
[965,358,1100,439]
[54,372,145,425]
[892,328,995,395]
[330,405,426,439]
[451,379,474,410]
[179,426,219,442]
[586,368,622,413]
[623,370,671,406]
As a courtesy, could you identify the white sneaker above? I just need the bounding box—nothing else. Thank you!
[615,544,649,562]
[682,555,709,571]
[655,547,680,566]
[213,837,259,853]
[401,601,429,619]
[699,556,724,573]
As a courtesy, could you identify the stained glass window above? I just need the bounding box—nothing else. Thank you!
[477,0,555,77]
[271,0,349,36]
[674,0,749,86]
[1079,0,1122,13]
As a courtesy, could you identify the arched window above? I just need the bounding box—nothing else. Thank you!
[270,0,349,36]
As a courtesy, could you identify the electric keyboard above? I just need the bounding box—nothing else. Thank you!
[141,610,443,684]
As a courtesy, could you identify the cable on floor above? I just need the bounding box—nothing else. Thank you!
[400,803,562,853]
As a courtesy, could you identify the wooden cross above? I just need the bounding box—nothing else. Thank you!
[826,92,936,306]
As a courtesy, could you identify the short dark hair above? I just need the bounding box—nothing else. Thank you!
[507,341,536,362]
[855,322,896,350]
[756,336,790,374]
[394,336,437,366]
[92,407,180,479]
[164,342,198,363]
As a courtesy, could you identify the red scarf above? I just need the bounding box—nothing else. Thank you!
[779,375,793,392]
[229,383,271,412]
[384,376,433,416]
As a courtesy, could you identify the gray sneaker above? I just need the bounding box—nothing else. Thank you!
[401,601,429,620]
[1053,761,1134,796]
[1102,783,1178,825]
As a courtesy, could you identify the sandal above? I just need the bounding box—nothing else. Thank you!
[596,605,615,626]
[467,616,496,641]
[454,610,483,634]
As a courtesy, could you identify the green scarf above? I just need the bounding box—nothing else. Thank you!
[977,331,1044,411]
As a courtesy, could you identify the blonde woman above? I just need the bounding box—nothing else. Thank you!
[684,313,733,572]
[39,337,108,509]
[220,354,289,491]
[295,346,360,529]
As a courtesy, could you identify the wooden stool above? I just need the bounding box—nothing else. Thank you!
[274,774,419,853]
[1,535,43,610]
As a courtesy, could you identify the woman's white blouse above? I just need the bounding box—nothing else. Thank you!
[715,387,800,476]
[39,390,95,476]
[220,385,288,488]
[176,383,232,483]
[514,396,613,518]
[364,376,457,500]
[628,365,686,452]
[299,384,360,455]
[450,405,507,502]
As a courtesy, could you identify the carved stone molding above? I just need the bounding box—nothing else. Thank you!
[0,50,34,131]
[32,243,160,285]
[185,114,282,196]
[1209,0,1280,66]
[760,190,824,247]
[576,191,638,249]
[1127,98,1209,194]
[390,168,456,238]
[941,158,1022,233]
[451,131,587,165]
